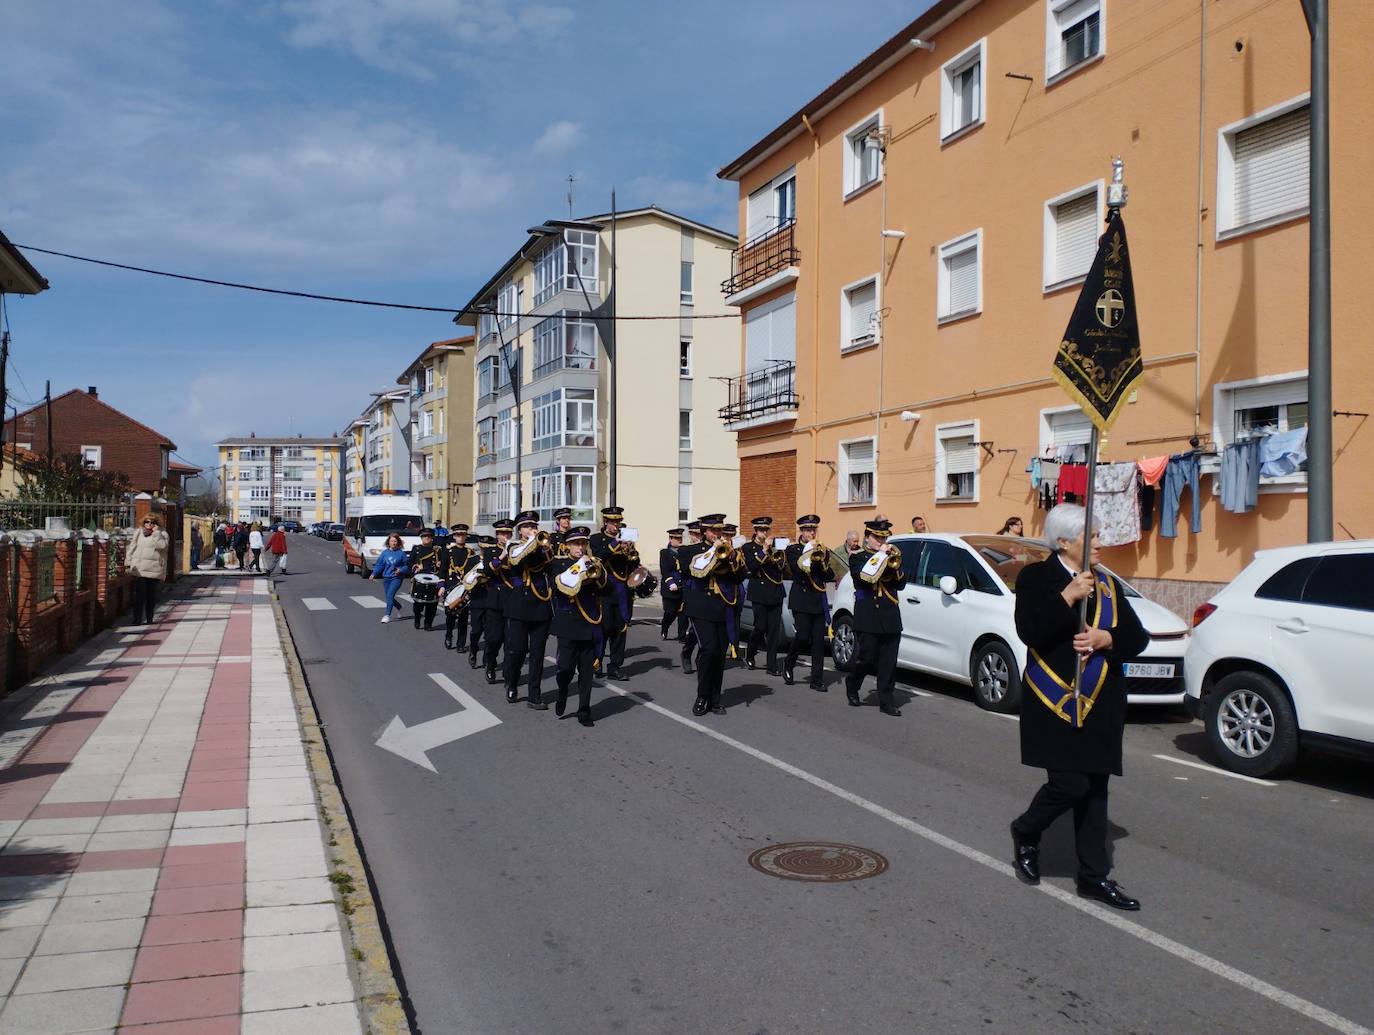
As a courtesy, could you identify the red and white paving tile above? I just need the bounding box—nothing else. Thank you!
[0,578,363,1033]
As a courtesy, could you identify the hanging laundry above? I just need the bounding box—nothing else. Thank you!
[1140,483,1156,532]
[1055,443,1088,464]
[1093,462,1142,547]
[1039,482,1055,511]
[1219,440,1261,513]
[1259,426,1308,477]
[1039,460,1061,483]
[1056,463,1088,505]
[1028,456,1042,489]
[1160,452,1201,538]
[1137,455,1169,487]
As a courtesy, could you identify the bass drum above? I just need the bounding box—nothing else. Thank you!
[412,572,442,603]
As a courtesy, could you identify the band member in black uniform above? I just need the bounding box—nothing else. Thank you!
[465,535,497,666]
[678,521,703,673]
[1009,504,1149,910]
[407,528,443,630]
[742,517,786,675]
[548,507,573,558]
[500,511,555,708]
[551,527,606,727]
[482,519,515,684]
[844,519,904,716]
[658,528,686,641]
[721,523,745,656]
[682,514,745,716]
[783,515,837,690]
[589,507,635,681]
[443,524,473,650]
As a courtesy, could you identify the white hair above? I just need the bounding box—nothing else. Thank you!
[1042,504,1098,551]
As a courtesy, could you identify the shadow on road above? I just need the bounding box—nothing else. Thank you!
[1169,728,1374,799]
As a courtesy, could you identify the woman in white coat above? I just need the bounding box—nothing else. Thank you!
[125,513,169,625]
[248,524,265,572]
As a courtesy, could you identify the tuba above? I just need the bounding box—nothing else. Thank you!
[508,530,551,565]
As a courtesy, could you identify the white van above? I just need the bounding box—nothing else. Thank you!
[343,491,425,576]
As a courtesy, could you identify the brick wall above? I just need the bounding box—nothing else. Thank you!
[4,390,172,492]
[740,451,797,529]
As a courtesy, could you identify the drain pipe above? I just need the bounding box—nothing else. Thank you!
[1191,0,1208,439]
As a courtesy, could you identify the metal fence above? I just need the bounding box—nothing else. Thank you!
[0,498,136,533]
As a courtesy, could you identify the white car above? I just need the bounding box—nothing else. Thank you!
[825,533,1190,713]
[1184,540,1374,778]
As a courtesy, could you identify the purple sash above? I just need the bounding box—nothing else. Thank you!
[1025,569,1117,728]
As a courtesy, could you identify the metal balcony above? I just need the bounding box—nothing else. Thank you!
[721,221,799,298]
[719,361,799,427]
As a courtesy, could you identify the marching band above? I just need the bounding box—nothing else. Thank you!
[393,507,905,725]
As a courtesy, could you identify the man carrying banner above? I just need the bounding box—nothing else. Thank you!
[1009,160,1153,911]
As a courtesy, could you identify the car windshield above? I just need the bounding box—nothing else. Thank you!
[957,535,1143,597]
[361,514,423,536]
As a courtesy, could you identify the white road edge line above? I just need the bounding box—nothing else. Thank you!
[601,680,1367,1035]
[1152,753,1278,787]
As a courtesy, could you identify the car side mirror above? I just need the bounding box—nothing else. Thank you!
[939,575,960,596]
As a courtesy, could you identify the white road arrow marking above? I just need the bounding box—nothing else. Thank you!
[375,673,501,772]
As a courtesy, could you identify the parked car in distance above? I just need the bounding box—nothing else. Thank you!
[823,534,1190,712]
[1185,540,1374,778]
[281,520,303,534]
[324,523,345,541]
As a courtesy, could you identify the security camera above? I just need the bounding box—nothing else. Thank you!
[910,38,936,51]
[900,410,921,422]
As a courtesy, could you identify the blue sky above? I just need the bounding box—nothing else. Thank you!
[2,0,927,479]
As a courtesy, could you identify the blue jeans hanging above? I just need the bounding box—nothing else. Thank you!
[1160,452,1201,537]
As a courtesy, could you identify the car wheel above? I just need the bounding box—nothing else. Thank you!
[829,614,856,672]
[1203,671,1299,778]
[971,640,1021,713]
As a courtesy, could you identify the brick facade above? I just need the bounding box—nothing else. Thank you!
[740,451,796,529]
[3,389,174,492]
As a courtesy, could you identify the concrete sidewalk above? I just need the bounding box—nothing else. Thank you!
[0,577,368,1033]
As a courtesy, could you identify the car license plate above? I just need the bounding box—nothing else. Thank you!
[1125,662,1175,679]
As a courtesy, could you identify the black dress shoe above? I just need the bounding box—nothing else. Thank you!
[1076,878,1140,911]
[879,704,902,717]
[711,704,726,715]
[810,683,826,692]
[469,653,480,669]
[681,653,695,675]
[846,693,862,707]
[486,665,497,684]
[782,667,795,686]
[745,656,757,671]
[577,710,594,727]
[606,668,627,682]
[555,690,568,716]
[456,643,467,653]
[444,636,453,650]
[506,688,518,704]
[660,629,670,641]
[691,697,708,716]
[527,699,548,711]
[1011,825,1040,885]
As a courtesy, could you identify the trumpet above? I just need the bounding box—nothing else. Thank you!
[508,530,551,565]
[860,543,904,584]
[556,556,604,596]
[797,540,829,575]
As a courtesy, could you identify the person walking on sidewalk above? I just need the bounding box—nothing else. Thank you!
[190,525,203,571]
[369,533,410,623]
[232,524,250,570]
[125,514,169,626]
[213,522,227,569]
[248,524,265,571]
[264,525,289,576]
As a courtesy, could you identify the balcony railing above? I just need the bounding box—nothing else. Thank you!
[722,220,799,298]
[719,361,799,426]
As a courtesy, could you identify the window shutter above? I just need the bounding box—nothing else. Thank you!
[845,439,875,475]
[946,247,978,314]
[745,293,796,369]
[746,186,772,241]
[1057,0,1098,31]
[1230,378,1307,412]
[1234,107,1310,228]
[943,436,977,475]
[1049,409,1094,447]
[848,282,877,342]
[1054,192,1099,282]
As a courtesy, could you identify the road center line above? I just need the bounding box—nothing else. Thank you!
[1152,753,1278,787]
[602,680,1367,1035]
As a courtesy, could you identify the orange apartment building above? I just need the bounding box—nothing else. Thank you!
[716,0,1373,615]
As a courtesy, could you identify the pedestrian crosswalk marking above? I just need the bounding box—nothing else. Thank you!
[302,598,337,611]
[398,593,413,604]
[351,596,385,609]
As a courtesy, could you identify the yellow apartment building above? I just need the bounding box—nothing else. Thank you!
[396,335,476,528]
[215,435,344,525]
[718,0,1373,614]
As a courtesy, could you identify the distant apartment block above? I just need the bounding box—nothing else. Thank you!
[215,435,343,525]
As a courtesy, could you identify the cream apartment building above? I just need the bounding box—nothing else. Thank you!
[458,206,739,539]
[396,335,476,528]
[215,435,343,525]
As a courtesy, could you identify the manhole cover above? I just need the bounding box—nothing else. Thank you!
[747,842,888,883]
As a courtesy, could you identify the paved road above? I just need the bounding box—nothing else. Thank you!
[275,532,1374,1034]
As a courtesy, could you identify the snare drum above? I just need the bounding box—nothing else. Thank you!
[413,572,442,603]
[444,583,467,609]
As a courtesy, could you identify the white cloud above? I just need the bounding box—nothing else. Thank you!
[532,120,583,156]
[622,173,738,234]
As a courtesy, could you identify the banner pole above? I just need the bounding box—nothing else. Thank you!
[1073,425,1101,695]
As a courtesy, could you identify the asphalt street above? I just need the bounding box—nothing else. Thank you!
[275,532,1374,1035]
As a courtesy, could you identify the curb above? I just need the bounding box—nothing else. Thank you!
[270,589,411,1035]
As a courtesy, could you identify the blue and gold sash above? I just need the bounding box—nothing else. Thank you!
[1025,568,1118,728]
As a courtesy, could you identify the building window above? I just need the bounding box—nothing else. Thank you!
[534,230,598,306]
[680,261,694,305]
[497,278,520,329]
[838,437,876,506]
[1047,0,1104,82]
[937,230,982,322]
[532,389,596,451]
[1214,372,1309,484]
[941,40,986,141]
[423,453,434,479]
[840,276,879,352]
[745,167,797,241]
[1039,406,1095,457]
[678,480,691,523]
[477,478,496,521]
[1044,183,1102,290]
[478,357,497,400]
[250,486,270,502]
[80,445,102,469]
[533,313,597,378]
[497,408,515,460]
[285,446,303,459]
[419,409,434,438]
[679,340,692,377]
[477,417,496,464]
[936,421,980,501]
[1217,98,1310,239]
[531,466,595,522]
[495,476,516,519]
[282,467,303,481]
[496,347,521,394]
[844,113,883,196]
[239,447,265,461]
[679,410,693,450]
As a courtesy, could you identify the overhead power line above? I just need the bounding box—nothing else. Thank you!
[13,243,738,321]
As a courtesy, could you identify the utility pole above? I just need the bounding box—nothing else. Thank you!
[1302,0,1332,542]
[45,380,53,470]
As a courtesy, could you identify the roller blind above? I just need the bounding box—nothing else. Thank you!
[946,246,979,314]
[1054,192,1099,282]
[1233,106,1309,229]
[1049,409,1094,447]
[843,438,875,474]
[848,281,877,343]
[744,292,797,370]
[1230,378,1306,412]
[943,435,977,475]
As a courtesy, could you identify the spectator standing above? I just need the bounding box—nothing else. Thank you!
[233,524,250,570]
[190,525,203,571]
[212,523,227,569]
[125,514,169,626]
